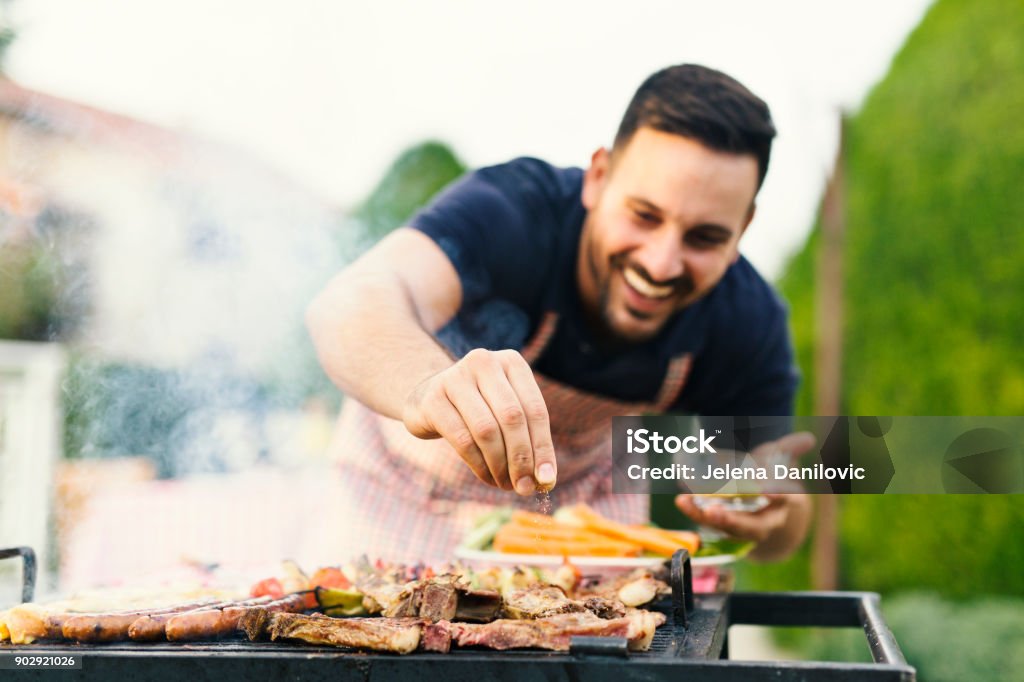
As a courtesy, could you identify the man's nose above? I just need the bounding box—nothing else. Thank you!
[633,229,685,283]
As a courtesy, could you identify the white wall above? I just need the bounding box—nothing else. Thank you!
[0,341,65,602]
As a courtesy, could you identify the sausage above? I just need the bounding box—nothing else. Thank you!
[165,608,230,641]
[60,600,221,643]
[129,601,235,641]
[165,594,304,642]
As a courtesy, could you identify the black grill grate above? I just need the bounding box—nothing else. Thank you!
[1,547,916,680]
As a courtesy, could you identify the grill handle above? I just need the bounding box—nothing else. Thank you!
[860,592,907,666]
[0,546,36,603]
[728,591,909,666]
[569,635,629,658]
[670,548,693,628]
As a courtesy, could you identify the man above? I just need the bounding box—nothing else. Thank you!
[307,64,812,564]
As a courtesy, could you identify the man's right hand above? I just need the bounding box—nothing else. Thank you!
[402,348,558,496]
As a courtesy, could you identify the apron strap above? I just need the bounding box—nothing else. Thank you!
[520,311,559,365]
[521,310,693,412]
[653,353,693,411]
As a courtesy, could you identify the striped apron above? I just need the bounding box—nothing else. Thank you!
[316,311,693,566]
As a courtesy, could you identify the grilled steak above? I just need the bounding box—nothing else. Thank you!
[452,586,502,622]
[582,596,628,619]
[501,585,586,619]
[502,585,628,621]
[264,612,425,654]
[419,578,459,621]
[421,620,453,653]
[447,612,632,651]
[443,610,666,652]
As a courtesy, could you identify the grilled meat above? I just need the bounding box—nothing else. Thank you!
[263,612,425,654]
[577,569,669,607]
[624,608,666,651]
[446,612,634,651]
[164,594,304,642]
[421,620,453,653]
[501,585,586,619]
[452,585,502,622]
[238,606,272,642]
[59,600,227,643]
[351,563,418,616]
[502,585,630,621]
[441,610,666,652]
[582,596,628,619]
[355,573,502,623]
[130,605,224,642]
[418,578,459,621]
[0,604,50,644]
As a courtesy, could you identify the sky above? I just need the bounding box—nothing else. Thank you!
[5,0,934,280]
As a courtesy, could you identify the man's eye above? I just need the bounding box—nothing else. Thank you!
[633,211,659,224]
[686,233,727,248]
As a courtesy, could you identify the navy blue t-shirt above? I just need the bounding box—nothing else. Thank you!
[409,157,798,416]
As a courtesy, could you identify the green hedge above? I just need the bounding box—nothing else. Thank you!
[772,0,1024,598]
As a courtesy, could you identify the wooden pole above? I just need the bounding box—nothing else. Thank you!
[812,114,846,591]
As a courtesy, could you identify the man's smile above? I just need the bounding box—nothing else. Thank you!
[622,267,675,299]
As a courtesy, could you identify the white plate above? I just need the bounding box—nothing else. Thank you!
[453,547,737,573]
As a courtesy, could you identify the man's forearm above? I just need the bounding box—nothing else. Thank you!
[306,269,454,420]
[308,229,558,495]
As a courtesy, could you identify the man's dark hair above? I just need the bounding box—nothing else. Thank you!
[613,64,776,189]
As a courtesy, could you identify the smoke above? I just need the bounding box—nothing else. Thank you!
[44,136,355,476]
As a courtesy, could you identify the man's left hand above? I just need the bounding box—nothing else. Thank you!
[674,430,816,561]
[674,493,812,561]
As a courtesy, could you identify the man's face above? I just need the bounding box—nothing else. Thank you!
[578,127,760,344]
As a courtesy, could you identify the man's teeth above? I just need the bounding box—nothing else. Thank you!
[623,268,674,299]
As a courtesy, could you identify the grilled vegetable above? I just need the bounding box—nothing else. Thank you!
[460,507,513,550]
[310,566,351,590]
[315,586,367,617]
[250,577,285,600]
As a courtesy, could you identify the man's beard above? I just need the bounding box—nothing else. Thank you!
[588,251,695,347]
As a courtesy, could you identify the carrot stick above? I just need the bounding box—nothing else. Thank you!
[492,534,640,557]
[494,526,642,556]
[510,510,564,527]
[500,521,635,543]
[570,504,693,557]
[629,526,700,554]
[496,525,641,553]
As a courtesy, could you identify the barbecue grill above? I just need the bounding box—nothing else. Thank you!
[1,545,916,680]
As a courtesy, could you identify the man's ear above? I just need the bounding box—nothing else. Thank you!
[581,147,610,210]
[732,202,757,264]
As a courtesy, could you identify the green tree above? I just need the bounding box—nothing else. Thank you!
[0,237,62,340]
[354,141,465,245]
[775,0,1024,598]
